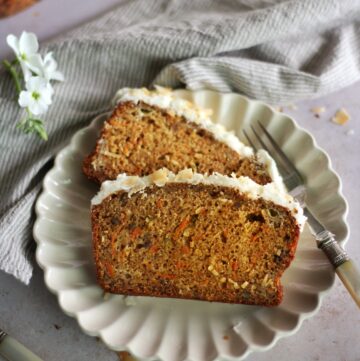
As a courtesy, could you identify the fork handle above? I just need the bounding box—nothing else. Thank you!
[335,260,360,308]
[0,333,43,361]
[316,230,360,309]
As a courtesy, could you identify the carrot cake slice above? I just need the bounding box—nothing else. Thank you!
[91,168,305,306]
[83,87,281,186]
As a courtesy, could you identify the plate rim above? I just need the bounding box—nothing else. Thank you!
[33,89,349,361]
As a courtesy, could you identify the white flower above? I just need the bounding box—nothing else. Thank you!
[29,52,64,82]
[19,76,54,115]
[6,31,41,81]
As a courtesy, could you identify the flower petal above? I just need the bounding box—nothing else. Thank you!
[20,62,33,81]
[47,82,54,96]
[42,52,64,81]
[41,84,53,105]
[25,76,47,92]
[19,31,39,56]
[51,70,65,82]
[26,54,44,76]
[31,100,48,115]
[6,34,20,56]
[43,52,56,71]
[18,91,33,108]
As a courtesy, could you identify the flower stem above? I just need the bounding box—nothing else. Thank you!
[2,59,22,94]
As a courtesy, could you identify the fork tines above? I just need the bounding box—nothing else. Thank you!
[243,121,302,180]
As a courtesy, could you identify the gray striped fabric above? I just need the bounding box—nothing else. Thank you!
[1,0,360,284]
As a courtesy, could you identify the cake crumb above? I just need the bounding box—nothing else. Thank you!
[332,108,350,125]
[287,103,298,110]
[273,106,283,112]
[223,335,229,340]
[117,351,135,361]
[311,106,326,117]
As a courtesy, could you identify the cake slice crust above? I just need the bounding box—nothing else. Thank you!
[83,101,272,185]
[92,181,300,306]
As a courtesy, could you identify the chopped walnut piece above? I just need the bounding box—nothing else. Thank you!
[241,281,249,289]
[175,168,193,181]
[332,108,350,125]
[261,274,270,287]
[171,159,180,166]
[195,207,205,214]
[101,150,122,159]
[150,168,169,185]
[228,278,240,289]
[122,176,139,187]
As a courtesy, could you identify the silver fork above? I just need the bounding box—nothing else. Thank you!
[244,122,360,308]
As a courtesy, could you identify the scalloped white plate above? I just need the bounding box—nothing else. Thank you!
[33,90,349,361]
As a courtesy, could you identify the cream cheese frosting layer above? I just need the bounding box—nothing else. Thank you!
[256,149,286,193]
[92,168,306,229]
[112,86,254,158]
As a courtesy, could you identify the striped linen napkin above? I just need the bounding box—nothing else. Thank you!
[1,0,360,284]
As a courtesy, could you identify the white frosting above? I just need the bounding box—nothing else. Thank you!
[92,168,306,229]
[112,86,254,158]
[256,149,286,193]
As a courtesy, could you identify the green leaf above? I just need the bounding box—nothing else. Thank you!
[16,115,48,141]
[32,120,48,141]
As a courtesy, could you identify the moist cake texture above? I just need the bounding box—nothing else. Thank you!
[83,87,279,186]
[91,169,305,306]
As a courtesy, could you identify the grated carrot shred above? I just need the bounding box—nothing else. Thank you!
[149,244,159,254]
[159,274,176,279]
[130,227,142,239]
[181,245,190,255]
[173,216,190,239]
[105,262,114,277]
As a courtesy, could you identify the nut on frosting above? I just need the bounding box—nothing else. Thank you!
[91,168,306,229]
[150,168,170,185]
